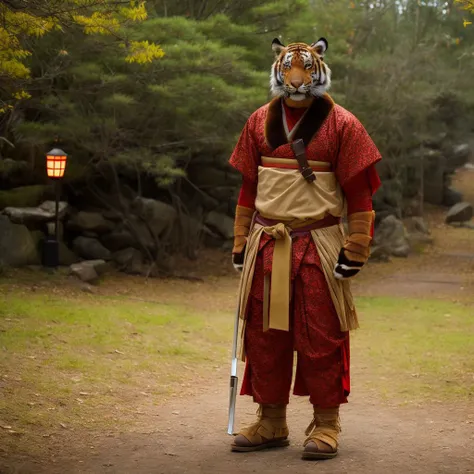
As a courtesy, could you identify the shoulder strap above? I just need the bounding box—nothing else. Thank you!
[291,139,316,183]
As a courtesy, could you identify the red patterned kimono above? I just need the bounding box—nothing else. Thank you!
[229,95,381,408]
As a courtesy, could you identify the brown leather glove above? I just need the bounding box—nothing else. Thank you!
[334,211,375,280]
[232,205,254,272]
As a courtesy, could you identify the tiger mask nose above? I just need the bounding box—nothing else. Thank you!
[290,79,304,89]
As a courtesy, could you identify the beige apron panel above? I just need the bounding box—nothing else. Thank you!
[255,167,344,221]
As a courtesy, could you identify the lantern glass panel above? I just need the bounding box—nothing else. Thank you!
[46,154,67,179]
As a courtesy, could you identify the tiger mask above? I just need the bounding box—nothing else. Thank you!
[270,38,331,103]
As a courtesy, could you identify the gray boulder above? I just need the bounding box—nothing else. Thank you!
[113,247,144,274]
[373,215,410,258]
[67,211,115,234]
[70,262,98,282]
[70,260,108,283]
[73,236,111,260]
[0,215,38,266]
[131,197,177,238]
[38,200,69,217]
[445,202,473,224]
[404,216,430,236]
[101,228,135,252]
[205,211,234,240]
[3,201,68,225]
[127,218,155,251]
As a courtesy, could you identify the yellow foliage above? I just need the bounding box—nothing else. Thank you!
[0,59,30,79]
[455,0,474,13]
[125,41,165,64]
[0,106,14,114]
[1,7,60,37]
[13,90,32,100]
[0,1,163,113]
[120,1,148,22]
[73,12,121,35]
[455,0,474,27]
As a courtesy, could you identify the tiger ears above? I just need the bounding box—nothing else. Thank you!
[271,37,328,57]
[272,38,286,56]
[310,38,328,57]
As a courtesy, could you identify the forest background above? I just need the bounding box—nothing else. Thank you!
[1,0,473,271]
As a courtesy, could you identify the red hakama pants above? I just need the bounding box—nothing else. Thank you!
[240,233,350,407]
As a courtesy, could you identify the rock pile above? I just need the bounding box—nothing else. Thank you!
[0,195,235,282]
[374,141,472,220]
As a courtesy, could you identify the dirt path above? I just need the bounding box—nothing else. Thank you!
[30,381,469,474]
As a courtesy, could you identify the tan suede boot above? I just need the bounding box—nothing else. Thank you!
[231,404,290,452]
[302,406,340,460]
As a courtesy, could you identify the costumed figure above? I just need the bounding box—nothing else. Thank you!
[228,37,382,459]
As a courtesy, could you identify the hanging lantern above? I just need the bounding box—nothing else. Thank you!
[46,148,68,179]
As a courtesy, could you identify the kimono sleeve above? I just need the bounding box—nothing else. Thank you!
[229,113,260,184]
[336,111,382,195]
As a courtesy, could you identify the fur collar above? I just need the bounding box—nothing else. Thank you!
[264,94,335,150]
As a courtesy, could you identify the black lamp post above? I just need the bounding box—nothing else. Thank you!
[42,148,68,268]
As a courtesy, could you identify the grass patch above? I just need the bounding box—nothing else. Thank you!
[0,287,232,458]
[352,297,474,404]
